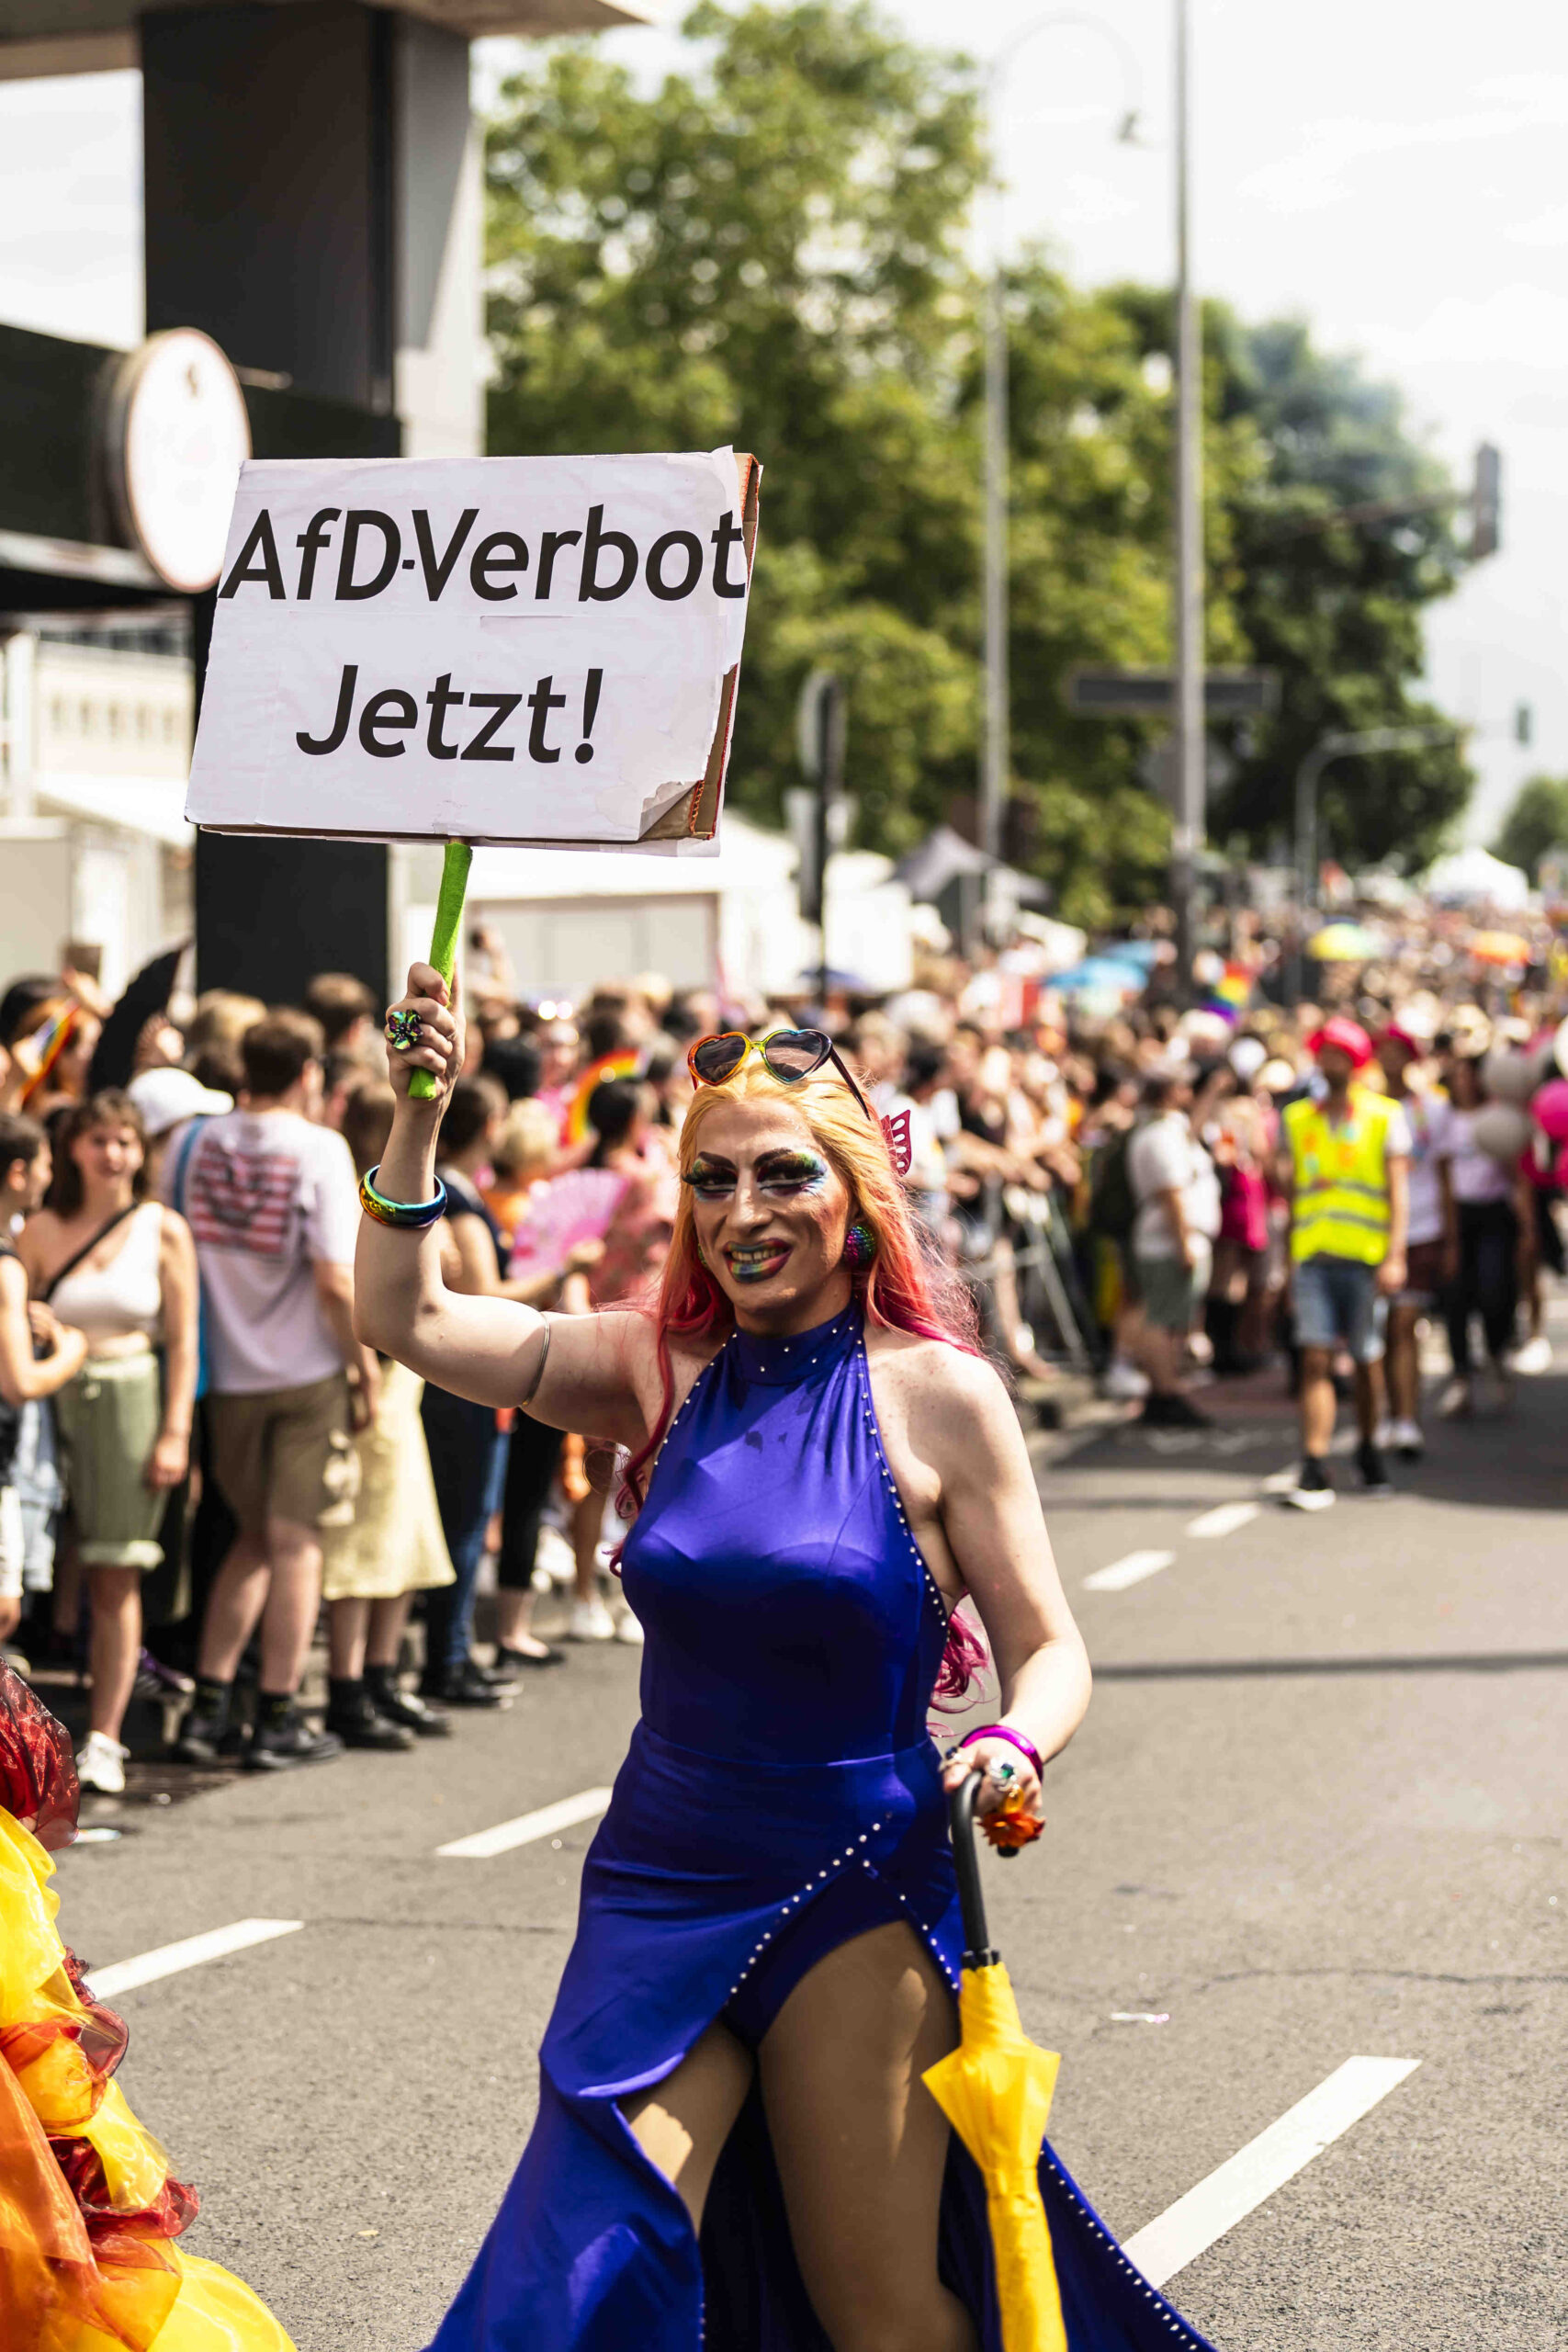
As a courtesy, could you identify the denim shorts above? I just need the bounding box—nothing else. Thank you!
[1294,1254,1384,1363]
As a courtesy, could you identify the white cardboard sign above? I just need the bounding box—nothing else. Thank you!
[186,447,759,848]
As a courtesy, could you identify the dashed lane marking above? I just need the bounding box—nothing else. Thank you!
[85,1918,303,2001]
[1084,1550,1177,1594]
[1123,2054,1420,2287]
[1185,1501,1260,1540]
[437,1785,615,1860]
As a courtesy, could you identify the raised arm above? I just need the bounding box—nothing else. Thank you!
[353,962,654,1447]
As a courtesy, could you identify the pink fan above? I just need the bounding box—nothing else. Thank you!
[508,1168,628,1280]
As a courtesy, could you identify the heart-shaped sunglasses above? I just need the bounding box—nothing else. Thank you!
[685,1028,912,1177]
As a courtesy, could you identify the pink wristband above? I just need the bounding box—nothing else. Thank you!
[958,1724,1043,1780]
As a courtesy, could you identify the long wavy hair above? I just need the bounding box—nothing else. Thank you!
[616,1059,987,1700]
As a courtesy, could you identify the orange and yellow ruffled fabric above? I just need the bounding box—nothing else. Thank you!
[0,1806,295,2351]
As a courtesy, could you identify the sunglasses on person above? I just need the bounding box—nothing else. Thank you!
[685,1028,911,1175]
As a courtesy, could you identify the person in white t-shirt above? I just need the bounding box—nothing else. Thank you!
[1126,1062,1222,1427]
[165,1011,378,1773]
[1373,1023,1456,1457]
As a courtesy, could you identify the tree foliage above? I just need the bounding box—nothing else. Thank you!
[485,2,1472,925]
[1492,775,1568,882]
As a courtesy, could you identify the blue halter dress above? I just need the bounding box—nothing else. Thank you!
[428,1305,1217,2352]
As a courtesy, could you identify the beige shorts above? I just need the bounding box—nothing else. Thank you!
[206,1373,360,1536]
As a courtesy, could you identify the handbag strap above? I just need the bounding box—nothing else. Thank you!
[39,1202,140,1303]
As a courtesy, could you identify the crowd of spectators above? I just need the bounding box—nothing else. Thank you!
[0,889,1562,1790]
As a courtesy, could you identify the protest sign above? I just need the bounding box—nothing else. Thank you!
[186,447,760,850]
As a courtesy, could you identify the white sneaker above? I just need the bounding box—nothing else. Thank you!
[1102,1358,1150,1400]
[613,1609,645,1646]
[1513,1334,1552,1375]
[1389,1418,1424,1459]
[1372,1418,1395,1451]
[535,1524,576,1589]
[75,1732,128,1795]
[569,1597,616,1642]
[1438,1378,1473,1419]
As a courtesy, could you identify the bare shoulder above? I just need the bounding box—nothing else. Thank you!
[863,1326,1013,1431]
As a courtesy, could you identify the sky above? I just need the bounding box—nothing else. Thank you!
[2,0,1564,847]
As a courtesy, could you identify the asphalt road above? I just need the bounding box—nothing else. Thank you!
[46,1317,1568,2352]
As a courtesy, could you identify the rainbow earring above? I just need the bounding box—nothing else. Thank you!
[842,1222,876,1271]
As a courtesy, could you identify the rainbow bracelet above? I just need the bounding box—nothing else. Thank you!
[359,1164,448,1230]
[957,1724,1043,1780]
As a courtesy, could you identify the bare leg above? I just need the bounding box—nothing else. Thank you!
[328,1594,371,1680]
[571,1487,603,1604]
[1136,1322,1184,1396]
[1299,1346,1337,1457]
[86,1565,141,1741]
[366,1592,412,1672]
[51,1543,82,1639]
[0,1595,19,1645]
[255,1518,323,1693]
[761,1921,980,2352]
[197,1530,272,1679]
[1354,1358,1384,1444]
[1385,1303,1417,1424]
[623,2020,754,2231]
[495,1584,551,1656]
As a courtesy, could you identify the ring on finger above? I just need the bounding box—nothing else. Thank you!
[386,1009,423,1053]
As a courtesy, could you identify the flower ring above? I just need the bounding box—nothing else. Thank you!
[385,1009,423,1054]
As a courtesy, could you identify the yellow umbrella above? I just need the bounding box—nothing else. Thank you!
[1308,921,1381,961]
[922,1775,1067,2352]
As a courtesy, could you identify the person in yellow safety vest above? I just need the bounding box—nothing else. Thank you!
[1276,1015,1409,1510]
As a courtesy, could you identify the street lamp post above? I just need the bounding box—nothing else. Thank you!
[1170,0,1203,999]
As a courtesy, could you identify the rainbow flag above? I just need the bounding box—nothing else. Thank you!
[564,1049,641,1144]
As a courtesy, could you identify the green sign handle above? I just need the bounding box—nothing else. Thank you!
[409,840,473,1102]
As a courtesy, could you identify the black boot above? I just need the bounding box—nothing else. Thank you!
[366,1665,452,1737]
[326,1677,416,1752]
[172,1678,242,1765]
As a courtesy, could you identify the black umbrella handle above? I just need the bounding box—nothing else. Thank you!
[948,1767,1000,1970]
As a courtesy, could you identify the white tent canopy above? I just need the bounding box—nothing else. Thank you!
[1424,844,1532,910]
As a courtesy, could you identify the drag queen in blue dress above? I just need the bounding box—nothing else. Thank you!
[358,967,1218,2352]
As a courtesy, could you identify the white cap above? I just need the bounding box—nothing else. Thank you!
[128,1066,233,1137]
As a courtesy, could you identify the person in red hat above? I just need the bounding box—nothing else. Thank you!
[1372,1022,1457,1457]
[1277,1017,1410,1507]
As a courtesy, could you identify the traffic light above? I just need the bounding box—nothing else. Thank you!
[1472,443,1502,560]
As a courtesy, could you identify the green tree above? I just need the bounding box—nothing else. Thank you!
[484,4,1472,923]
[1492,775,1568,882]
[1203,312,1473,872]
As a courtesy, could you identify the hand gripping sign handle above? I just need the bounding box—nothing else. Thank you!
[409,840,473,1104]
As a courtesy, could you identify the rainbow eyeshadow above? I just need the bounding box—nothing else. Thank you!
[756,1150,829,1195]
[683,1156,736,1199]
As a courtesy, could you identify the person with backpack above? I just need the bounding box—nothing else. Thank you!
[1125,1059,1222,1427]
[166,1012,376,1770]
[1084,1069,1148,1399]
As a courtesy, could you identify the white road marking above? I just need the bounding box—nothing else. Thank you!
[437,1785,615,1860]
[1186,1501,1260,1541]
[1123,2054,1420,2287]
[1084,1550,1176,1593]
[85,1918,303,2001]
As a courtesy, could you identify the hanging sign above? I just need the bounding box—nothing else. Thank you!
[186,447,761,848]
